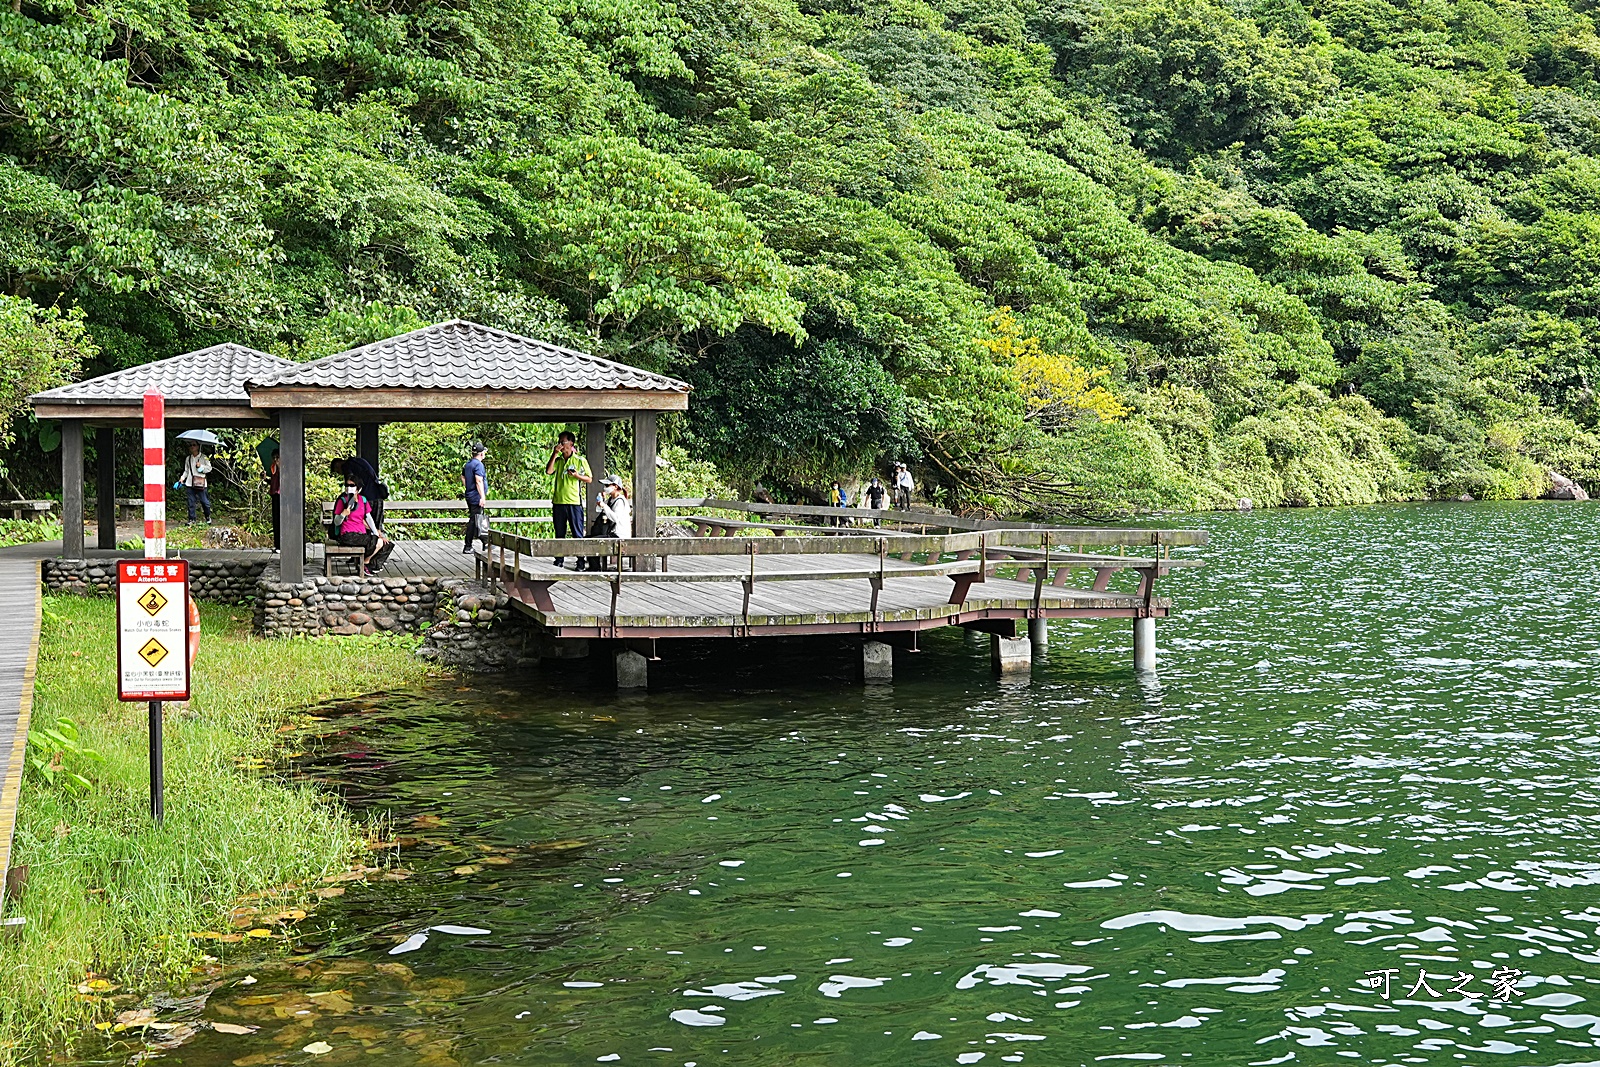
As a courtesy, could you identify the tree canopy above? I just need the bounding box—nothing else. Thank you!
[3,0,1598,511]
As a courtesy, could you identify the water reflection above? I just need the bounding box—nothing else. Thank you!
[70,501,1600,1066]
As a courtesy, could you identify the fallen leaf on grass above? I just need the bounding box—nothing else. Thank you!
[303,1041,333,1055]
[216,933,245,943]
[189,931,224,940]
[210,1022,260,1035]
[480,856,514,866]
[382,869,413,881]
[114,1008,157,1027]
[315,887,345,899]
[246,928,273,938]
[76,979,117,994]
[450,865,482,876]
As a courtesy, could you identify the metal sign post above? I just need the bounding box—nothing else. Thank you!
[112,391,184,821]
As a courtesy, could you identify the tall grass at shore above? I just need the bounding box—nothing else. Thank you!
[1,596,435,1054]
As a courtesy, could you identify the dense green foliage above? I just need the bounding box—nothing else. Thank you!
[3,0,1598,512]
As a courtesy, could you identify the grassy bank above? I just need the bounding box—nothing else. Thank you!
[1,596,436,1055]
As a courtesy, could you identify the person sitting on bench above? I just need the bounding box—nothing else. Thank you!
[331,479,394,575]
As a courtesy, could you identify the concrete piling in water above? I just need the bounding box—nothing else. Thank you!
[991,634,1031,673]
[1029,617,1048,655]
[862,640,893,682]
[1133,617,1156,672]
[615,648,649,689]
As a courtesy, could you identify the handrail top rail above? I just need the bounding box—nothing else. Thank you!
[485,529,1203,559]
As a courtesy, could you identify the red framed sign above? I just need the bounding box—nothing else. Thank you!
[116,559,191,702]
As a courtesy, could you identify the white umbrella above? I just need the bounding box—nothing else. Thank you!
[176,429,220,445]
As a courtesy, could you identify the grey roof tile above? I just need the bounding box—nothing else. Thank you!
[252,321,691,393]
[32,344,294,404]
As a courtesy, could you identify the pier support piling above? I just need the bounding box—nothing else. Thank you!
[1133,617,1156,672]
[991,634,1031,673]
[862,640,893,682]
[615,648,648,689]
[1029,617,1048,655]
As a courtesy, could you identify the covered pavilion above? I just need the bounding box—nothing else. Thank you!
[31,321,692,581]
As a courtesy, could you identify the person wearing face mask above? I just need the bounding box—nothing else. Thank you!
[583,476,632,571]
[544,429,592,567]
[331,479,394,575]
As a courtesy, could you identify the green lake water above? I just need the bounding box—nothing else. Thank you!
[80,501,1600,1066]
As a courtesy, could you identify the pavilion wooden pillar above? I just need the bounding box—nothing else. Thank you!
[279,410,306,583]
[95,428,117,549]
[61,419,84,559]
[633,411,657,565]
[585,421,607,520]
[356,422,380,474]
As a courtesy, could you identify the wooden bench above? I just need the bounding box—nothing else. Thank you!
[0,500,54,521]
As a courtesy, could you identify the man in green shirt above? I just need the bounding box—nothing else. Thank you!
[546,430,592,568]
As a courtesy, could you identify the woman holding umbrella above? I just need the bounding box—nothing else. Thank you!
[176,430,215,524]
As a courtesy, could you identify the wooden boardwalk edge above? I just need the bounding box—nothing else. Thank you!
[0,559,43,901]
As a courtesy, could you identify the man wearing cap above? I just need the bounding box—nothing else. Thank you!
[462,441,489,554]
[894,463,914,510]
[546,430,592,567]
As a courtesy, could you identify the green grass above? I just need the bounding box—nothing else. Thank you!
[1,596,438,1055]
[0,517,61,549]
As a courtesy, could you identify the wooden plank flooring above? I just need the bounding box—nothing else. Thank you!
[0,546,49,893]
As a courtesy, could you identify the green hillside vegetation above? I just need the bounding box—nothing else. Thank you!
[3,0,1598,514]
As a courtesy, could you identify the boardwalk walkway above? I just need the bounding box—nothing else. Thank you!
[0,544,51,893]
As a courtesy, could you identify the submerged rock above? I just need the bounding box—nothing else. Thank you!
[1547,470,1591,501]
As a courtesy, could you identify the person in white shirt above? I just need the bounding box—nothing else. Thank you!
[583,476,633,570]
[179,441,213,523]
[894,463,914,510]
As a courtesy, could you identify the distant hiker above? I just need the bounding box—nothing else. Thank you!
[546,430,592,567]
[828,480,848,526]
[331,479,393,575]
[894,463,914,510]
[462,441,489,555]
[179,441,212,524]
[584,476,632,571]
[865,477,886,510]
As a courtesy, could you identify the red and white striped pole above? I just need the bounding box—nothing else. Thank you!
[143,392,166,559]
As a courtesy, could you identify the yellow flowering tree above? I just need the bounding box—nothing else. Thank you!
[978,309,1128,431]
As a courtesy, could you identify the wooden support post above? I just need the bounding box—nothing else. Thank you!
[1134,617,1156,672]
[586,421,608,523]
[61,419,84,560]
[356,422,379,471]
[632,410,657,571]
[279,410,305,583]
[95,428,116,550]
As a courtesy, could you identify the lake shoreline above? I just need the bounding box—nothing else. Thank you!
[5,598,439,1058]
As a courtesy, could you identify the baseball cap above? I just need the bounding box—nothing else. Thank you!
[469,440,487,454]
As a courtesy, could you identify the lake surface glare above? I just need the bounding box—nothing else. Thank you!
[82,502,1600,1066]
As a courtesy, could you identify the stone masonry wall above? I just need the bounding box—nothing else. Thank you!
[253,564,445,637]
[43,557,268,603]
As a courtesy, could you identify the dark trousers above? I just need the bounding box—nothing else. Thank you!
[463,501,485,551]
[271,493,281,550]
[895,487,911,510]
[336,530,394,570]
[552,503,585,564]
[186,485,211,521]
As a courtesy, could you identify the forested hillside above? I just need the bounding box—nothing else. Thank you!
[4,0,1599,514]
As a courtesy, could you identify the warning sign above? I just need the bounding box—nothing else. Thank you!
[117,560,190,701]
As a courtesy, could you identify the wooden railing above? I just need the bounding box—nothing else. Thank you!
[482,524,1202,634]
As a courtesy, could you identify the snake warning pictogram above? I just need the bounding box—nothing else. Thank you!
[138,587,168,616]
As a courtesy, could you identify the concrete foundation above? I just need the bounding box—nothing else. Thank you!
[550,638,591,660]
[615,648,648,689]
[991,634,1031,673]
[1134,617,1157,672]
[862,640,893,682]
[1029,617,1048,654]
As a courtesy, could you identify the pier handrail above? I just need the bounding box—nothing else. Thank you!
[482,527,1200,632]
